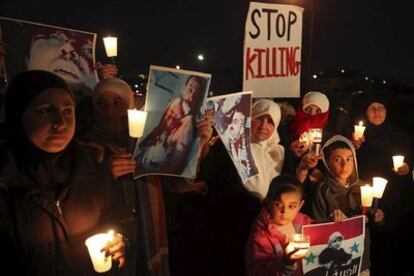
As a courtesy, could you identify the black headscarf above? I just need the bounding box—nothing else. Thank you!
[4,70,75,190]
[360,93,392,148]
[5,70,73,138]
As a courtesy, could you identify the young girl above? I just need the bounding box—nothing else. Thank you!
[245,175,312,275]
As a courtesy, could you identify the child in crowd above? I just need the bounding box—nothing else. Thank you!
[310,135,384,276]
[245,175,312,275]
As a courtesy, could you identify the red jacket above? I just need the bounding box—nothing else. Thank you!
[245,210,312,276]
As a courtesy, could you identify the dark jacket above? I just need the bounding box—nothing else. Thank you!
[0,141,122,276]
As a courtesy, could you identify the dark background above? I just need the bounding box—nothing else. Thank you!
[1,0,414,94]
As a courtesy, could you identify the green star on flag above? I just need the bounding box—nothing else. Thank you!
[305,252,317,265]
[350,242,360,253]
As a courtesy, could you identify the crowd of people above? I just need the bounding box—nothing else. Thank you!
[0,39,413,276]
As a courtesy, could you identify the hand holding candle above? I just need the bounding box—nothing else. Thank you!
[285,233,310,259]
[354,121,366,140]
[127,109,148,138]
[85,230,115,273]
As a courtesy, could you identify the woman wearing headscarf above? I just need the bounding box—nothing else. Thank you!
[244,99,284,200]
[0,70,126,275]
[352,93,413,221]
[351,92,414,275]
[288,91,330,157]
[282,92,330,193]
[79,77,170,276]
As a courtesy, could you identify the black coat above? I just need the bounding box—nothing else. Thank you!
[0,141,122,276]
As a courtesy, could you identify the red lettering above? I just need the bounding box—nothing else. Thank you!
[245,47,257,80]
[244,46,301,79]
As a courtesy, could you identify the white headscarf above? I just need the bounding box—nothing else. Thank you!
[93,77,135,109]
[244,99,285,200]
[302,91,329,113]
[252,99,282,144]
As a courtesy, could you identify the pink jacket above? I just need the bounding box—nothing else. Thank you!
[245,210,312,276]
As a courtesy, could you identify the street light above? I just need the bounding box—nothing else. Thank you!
[197,54,204,61]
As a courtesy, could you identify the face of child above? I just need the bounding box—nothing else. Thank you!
[327,148,354,185]
[269,191,303,226]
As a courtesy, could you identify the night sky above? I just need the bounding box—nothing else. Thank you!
[1,0,414,92]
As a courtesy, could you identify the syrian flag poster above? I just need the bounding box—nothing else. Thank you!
[302,216,365,276]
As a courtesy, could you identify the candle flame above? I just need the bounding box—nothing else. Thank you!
[107,230,114,241]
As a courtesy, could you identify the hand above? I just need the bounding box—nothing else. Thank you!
[330,209,347,222]
[298,153,319,171]
[196,110,213,147]
[110,152,137,179]
[309,168,323,184]
[290,139,309,158]
[283,236,306,263]
[96,62,118,79]
[351,133,364,150]
[101,233,126,268]
[395,162,410,176]
[373,208,385,223]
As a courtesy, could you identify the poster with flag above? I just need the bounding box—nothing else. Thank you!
[302,216,365,276]
[207,91,258,183]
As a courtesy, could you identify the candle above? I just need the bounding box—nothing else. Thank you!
[354,121,366,140]
[392,155,405,171]
[286,233,310,258]
[127,109,148,138]
[85,230,114,273]
[360,185,374,207]
[103,36,118,57]
[308,128,322,143]
[372,177,388,198]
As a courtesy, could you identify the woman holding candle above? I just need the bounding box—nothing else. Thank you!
[309,135,384,276]
[79,77,172,276]
[281,92,330,214]
[352,94,412,184]
[245,174,312,276]
[351,93,414,275]
[0,70,126,275]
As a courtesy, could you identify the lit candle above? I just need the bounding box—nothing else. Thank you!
[127,109,148,138]
[392,155,405,171]
[85,230,114,273]
[103,36,118,57]
[360,185,374,207]
[308,128,323,143]
[372,177,388,198]
[286,233,310,258]
[354,121,366,140]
